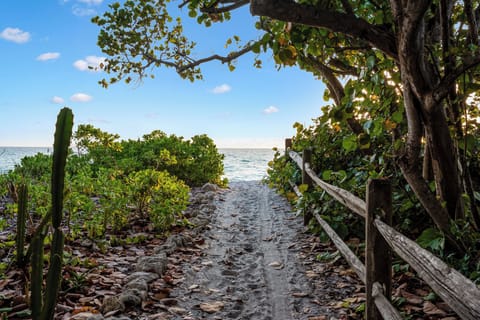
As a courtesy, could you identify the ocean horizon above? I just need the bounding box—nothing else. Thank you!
[0,146,276,181]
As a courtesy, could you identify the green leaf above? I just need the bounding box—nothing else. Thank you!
[322,170,332,181]
[367,55,376,70]
[392,110,403,123]
[342,135,357,153]
[416,228,444,252]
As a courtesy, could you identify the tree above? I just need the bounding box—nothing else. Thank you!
[93,0,480,250]
[73,124,121,154]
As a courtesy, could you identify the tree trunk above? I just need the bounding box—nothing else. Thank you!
[423,102,464,220]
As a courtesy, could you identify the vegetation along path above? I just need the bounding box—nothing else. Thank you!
[167,181,361,320]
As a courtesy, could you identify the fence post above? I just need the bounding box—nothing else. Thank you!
[285,138,292,158]
[366,179,392,320]
[302,148,313,225]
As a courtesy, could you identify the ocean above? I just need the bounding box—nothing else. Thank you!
[0,147,276,181]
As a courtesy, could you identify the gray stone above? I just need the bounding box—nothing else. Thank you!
[101,296,125,314]
[119,288,147,306]
[124,278,148,292]
[136,253,168,276]
[154,234,191,254]
[201,183,219,192]
[124,271,158,284]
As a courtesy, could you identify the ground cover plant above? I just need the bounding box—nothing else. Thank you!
[0,120,225,319]
[89,1,480,317]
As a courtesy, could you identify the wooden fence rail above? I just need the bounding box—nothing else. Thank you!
[285,144,480,320]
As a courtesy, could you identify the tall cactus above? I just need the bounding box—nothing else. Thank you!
[16,183,28,267]
[30,107,73,320]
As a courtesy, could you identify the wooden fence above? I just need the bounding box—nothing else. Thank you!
[284,139,480,320]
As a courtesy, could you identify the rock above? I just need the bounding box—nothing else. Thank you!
[136,253,168,276]
[155,234,191,254]
[199,203,216,214]
[201,183,219,192]
[119,288,147,306]
[199,301,225,313]
[101,296,125,314]
[105,317,133,320]
[70,312,103,320]
[80,239,94,248]
[124,278,148,292]
[124,271,158,284]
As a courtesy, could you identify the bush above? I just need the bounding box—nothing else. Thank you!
[126,169,189,230]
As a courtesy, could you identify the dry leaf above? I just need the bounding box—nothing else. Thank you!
[199,301,225,313]
[292,292,309,298]
[400,290,423,305]
[268,261,284,270]
[423,301,447,316]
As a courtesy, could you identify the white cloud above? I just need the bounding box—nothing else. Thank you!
[72,6,97,16]
[73,55,106,72]
[145,113,160,119]
[0,27,31,44]
[263,106,279,114]
[70,93,93,102]
[37,52,60,61]
[51,96,65,104]
[78,0,103,4]
[212,84,232,94]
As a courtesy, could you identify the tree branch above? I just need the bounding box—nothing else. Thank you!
[145,41,258,75]
[397,0,433,98]
[249,0,398,60]
[201,0,249,14]
[339,0,354,15]
[465,0,480,46]
[433,54,480,102]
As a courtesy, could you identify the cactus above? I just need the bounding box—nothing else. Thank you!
[16,183,28,267]
[30,107,73,320]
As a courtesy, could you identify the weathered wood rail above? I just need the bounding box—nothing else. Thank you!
[284,141,480,320]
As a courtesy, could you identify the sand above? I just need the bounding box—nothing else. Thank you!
[168,181,359,319]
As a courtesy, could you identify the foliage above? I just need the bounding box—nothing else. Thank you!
[265,116,480,279]
[92,0,480,256]
[127,169,189,230]
[72,126,226,187]
[0,125,226,243]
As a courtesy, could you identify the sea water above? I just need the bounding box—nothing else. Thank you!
[0,147,276,181]
[220,148,276,181]
[0,147,51,174]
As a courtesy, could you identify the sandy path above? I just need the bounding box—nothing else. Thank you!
[170,181,358,319]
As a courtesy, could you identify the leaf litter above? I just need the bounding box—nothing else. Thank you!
[0,181,461,320]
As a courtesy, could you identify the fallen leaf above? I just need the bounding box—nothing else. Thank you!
[400,290,423,305]
[423,301,447,316]
[268,261,284,270]
[292,292,309,298]
[199,301,224,313]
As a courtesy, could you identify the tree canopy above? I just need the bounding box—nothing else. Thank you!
[93,0,480,252]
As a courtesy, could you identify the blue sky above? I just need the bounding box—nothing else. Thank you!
[0,0,326,148]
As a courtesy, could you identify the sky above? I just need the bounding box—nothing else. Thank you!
[0,0,327,149]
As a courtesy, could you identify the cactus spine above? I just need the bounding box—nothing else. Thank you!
[30,107,73,320]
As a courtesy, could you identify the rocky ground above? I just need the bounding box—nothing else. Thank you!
[1,181,458,319]
[65,181,361,320]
